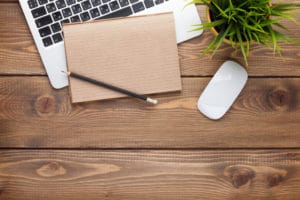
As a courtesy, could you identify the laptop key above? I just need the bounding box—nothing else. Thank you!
[39,26,51,37]
[90,8,100,18]
[91,0,101,6]
[61,19,70,24]
[98,6,131,19]
[118,0,129,7]
[52,11,63,21]
[99,4,109,15]
[132,2,144,13]
[28,0,38,8]
[42,36,53,47]
[70,15,81,22]
[66,0,76,5]
[129,0,138,3]
[51,22,61,33]
[154,0,163,4]
[46,3,57,12]
[38,0,48,5]
[81,0,92,10]
[102,0,111,3]
[61,19,70,27]
[62,8,72,17]
[52,33,63,43]
[71,4,82,14]
[144,0,154,8]
[109,1,119,11]
[80,12,90,21]
[56,0,66,9]
[35,15,53,28]
[31,6,47,18]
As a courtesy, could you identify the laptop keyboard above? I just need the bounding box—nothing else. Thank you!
[27,0,167,47]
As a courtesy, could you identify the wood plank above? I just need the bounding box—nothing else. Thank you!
[0,3,44,75]
[1,4,300,76]
[0,77,299,148]
[0,0,16,2]
[0,149,299,200]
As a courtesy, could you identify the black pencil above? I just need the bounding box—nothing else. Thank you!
[62,71,158,105]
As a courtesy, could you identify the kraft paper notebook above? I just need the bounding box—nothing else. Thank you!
[63,13,182,103]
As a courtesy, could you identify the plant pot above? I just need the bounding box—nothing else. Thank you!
[206,2,272,46]
[206,7,232,45]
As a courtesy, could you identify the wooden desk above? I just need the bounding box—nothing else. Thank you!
[0,1,299,199]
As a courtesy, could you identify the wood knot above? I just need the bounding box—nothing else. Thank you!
[35,96,56,115]
[105,191,113,198]
[224,166,255,188]
[267,173,285,187]
[36,162,66,177]
[267,88,295,111]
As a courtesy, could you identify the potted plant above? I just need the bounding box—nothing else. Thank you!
[186,0,300,65]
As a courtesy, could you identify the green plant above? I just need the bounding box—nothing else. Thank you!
[187,0,300,65]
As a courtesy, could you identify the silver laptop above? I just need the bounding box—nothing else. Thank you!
[20,0,202,89]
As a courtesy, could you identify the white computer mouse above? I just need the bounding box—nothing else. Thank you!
[197,60,248,120]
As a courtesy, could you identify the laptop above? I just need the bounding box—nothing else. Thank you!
[19,0,203,89]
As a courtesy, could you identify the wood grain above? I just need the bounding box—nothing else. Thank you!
[0,3,44,75]
[0,1,299,199]
[0,77,299,148]
[1,4,300,76]
[0,149,299,200]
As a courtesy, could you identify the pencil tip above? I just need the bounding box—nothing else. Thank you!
[147,98,158,105]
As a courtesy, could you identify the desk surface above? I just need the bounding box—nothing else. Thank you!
[0,1,300,199]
